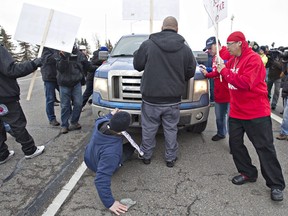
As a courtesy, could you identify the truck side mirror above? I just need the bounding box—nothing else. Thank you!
[98,51,109,61]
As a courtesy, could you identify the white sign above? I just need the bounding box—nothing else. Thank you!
[122,0,179,21]
[14,3,81,53]
[203,0,227,28]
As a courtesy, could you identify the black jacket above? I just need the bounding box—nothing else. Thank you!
[56,50,88,87]
[40,47,58,82]
[0,44,38,103]
[133,30,196,104]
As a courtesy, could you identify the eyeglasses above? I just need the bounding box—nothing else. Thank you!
[227,42,237,46]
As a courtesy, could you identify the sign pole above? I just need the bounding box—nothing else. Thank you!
[26,9,54,101]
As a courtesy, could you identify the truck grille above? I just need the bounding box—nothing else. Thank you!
[108,70,143,102]
[108,70,191,102]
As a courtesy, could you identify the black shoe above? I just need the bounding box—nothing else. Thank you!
[88,99,92,105]
[138,153,151,165]
[166,157,178,168]
[232,174,257,185]
[271,106,276,110]
[212,134,225,141]
[271,189,284,201]
[280,110,284,115]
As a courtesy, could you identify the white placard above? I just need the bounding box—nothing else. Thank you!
[122,0,179,21]
[203,0,227,28]
[14,3,81,53]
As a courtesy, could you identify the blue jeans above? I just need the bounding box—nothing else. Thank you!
[280,98,288,135]
[44,81,59,122]
[214,102,229,137]
[59,83,83,128]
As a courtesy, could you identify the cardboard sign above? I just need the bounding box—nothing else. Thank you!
[203,0,227,28]
[122,0,179,21]
[14,3,81,53]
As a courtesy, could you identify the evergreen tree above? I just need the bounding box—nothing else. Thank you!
[0,26,18,60]
[18,41,35,61]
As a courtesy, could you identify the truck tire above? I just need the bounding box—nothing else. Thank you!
[186,121,208,134]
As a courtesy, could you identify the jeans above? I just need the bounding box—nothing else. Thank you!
[229,116,285,190]
[214,102,229,137]
[44,81,59,122]
[59,83,83,128]
[140,101,180,161]
[280,98,288,135]
[267,78,281,108]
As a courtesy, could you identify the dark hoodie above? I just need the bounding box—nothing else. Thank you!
[133,29,196,104]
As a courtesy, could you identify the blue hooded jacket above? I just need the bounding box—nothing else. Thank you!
[84,113,123,208]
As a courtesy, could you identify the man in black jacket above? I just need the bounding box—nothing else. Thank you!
[133,16,196,167]
[0,44,45,164]
[40,47,60,126]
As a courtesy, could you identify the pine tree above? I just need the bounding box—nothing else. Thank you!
[18,42,35,61]
[0,26,18,60]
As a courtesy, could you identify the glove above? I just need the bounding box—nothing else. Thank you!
[33,57,43,68]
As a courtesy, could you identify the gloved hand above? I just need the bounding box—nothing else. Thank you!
[33,57,43,68]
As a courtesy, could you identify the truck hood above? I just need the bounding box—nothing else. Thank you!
[95,56,205,80]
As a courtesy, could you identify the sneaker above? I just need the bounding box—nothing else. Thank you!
[25,146,45,159]
[88,99,92,105]
[69,123,81,131]
[54,102,59,106]
[166,157,178,168]
[212,134,225,141]
[60,127,69,134]
[0,150,15,165]
[276,134,288,140]
[271,188,284,201]
[49,119,60,126]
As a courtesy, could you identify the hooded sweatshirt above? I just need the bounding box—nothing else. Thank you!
[205,46,231,103]
[220,32,270,119]
[84,113,123,209]
[133,29,196,104]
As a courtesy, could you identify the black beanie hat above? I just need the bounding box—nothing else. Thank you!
[109,111,131,132]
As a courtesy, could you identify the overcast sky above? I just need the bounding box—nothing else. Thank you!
[0,0,287,51]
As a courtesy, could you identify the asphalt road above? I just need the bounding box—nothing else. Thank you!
[1,74,288,216]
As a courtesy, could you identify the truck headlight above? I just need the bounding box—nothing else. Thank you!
[94,78,108,100]
[193,80,208,101]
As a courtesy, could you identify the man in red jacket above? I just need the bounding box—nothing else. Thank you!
[217,31,285,201]
[201,36,231,141]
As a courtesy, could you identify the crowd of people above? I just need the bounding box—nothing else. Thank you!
[0,15,287,215]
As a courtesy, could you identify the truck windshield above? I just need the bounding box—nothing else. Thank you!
[110,35,149,57]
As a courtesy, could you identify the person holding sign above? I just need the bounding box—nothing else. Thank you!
[84,108,136,215]
[0,44,45,164]
[217,31,285,201]
[201,36,231,142]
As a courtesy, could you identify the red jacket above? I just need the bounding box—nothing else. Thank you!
[205,46,231,103]
[220,42,270,119]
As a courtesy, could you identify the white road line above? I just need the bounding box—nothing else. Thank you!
[41,112,283,216]
[271,112,282,124]
[42,162,87,216]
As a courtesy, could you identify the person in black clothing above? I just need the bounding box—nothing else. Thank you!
[133,16,196,168]
[82,46,108,108]
[0,44,45,164]
[40,47,60,126]
[56,43,94,134]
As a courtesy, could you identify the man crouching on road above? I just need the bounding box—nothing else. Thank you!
[84,108,135,215]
